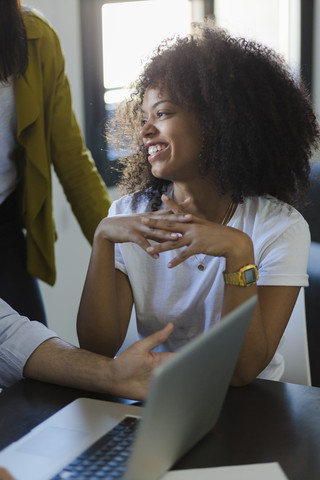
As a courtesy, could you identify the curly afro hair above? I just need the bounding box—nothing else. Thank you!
[110,22,320,206]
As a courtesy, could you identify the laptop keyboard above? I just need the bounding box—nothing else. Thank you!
[51,416,140,480]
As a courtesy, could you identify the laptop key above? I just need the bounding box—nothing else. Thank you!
[51,416,139,480]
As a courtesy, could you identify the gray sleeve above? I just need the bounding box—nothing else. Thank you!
[0,299,58,387]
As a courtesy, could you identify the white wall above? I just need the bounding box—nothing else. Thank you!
[26,0,91,345]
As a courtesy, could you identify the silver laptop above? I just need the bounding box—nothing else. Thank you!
[0,296,257,480]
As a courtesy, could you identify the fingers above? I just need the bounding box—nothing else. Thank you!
[141,216,185,236]
[146,240,183,256]
[146,240,195,268]
[167,251,189,268]
[135,322,174,351]
[141,214,192,230]
[162,193,192,214]
[152,351,175,368]
[120,219,181,257]
[140,215,191,258]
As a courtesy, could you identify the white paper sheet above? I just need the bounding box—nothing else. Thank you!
[163,462,288,479]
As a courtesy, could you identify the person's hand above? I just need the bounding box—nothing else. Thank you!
[160,193,191,214]
[143,195,252,268]
[95,197,192,256]
[0,468,15,480]
[108,323,174,400]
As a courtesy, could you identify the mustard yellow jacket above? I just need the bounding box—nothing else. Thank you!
[14,10,111,286]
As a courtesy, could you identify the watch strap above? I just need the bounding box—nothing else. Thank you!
[223,264,258,287]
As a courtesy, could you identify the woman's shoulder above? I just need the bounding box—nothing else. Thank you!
[22,8,58,42]
[235,195,310,244]
[108,189,161,216]
[242,195,308,224]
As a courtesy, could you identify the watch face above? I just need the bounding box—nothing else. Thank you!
[244,268,256,284]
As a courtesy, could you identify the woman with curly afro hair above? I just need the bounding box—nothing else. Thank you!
[77,23,320,386]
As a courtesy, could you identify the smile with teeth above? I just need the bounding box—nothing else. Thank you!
[148,144,167,155]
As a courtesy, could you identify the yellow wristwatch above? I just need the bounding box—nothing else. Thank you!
[223,264,258,287]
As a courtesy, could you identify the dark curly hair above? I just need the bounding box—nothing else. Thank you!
[110,23,320,206]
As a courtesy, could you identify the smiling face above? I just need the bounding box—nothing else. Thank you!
[139,87,202,183]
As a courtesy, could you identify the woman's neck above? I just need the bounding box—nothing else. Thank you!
[172,180,233,224]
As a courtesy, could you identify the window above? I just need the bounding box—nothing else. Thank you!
[213,1,314,100]
[102,0,192,165]
[214,0,301,70]
[80,0,207,186]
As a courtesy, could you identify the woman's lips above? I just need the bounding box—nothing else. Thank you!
[147,143,169,161]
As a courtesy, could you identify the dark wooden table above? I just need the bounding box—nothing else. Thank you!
[1,378,320,479]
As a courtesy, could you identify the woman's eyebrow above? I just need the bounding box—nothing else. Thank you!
[141,99,172,113]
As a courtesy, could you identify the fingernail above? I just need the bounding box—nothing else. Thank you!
[153,253,159,259]
[147,246,154,253]
[170,232,182,238]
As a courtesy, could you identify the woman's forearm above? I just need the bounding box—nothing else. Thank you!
[221,230,269,385]
[77,231,127,357]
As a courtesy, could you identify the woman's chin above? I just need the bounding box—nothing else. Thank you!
[151,168,170,181]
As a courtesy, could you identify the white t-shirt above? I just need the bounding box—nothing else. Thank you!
[108,187,310,380]
[0,79,19,204]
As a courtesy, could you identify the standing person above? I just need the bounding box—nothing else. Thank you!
[0,1,111,324]
[77,24,320,385]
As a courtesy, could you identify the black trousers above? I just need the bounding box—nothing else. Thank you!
[0,191,47,325]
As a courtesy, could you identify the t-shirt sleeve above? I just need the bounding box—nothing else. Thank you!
[256,216,310,287]
[0,299,58,387]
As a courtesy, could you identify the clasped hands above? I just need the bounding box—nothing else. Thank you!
[100,194,242,268]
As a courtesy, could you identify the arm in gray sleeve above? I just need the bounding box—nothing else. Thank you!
[0,299,58,387]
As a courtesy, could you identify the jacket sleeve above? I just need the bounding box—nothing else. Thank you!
[41,23,111,244]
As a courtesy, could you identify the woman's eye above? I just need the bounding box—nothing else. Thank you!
[157,111,169,118]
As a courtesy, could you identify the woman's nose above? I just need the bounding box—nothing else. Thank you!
[139,118,157,138]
